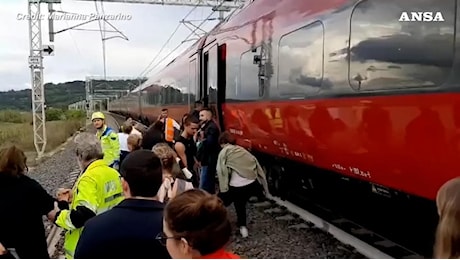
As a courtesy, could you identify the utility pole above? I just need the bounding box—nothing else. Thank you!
[28,0,60,159]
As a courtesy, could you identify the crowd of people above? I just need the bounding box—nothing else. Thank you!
[4,103,460,259]
[0,102,269,259]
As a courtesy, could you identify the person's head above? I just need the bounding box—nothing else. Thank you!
[161,108,169,119]
[91,111,105,130]
[73,132,104,170]
[119,149,163,198]
[183,115,199,137]
[194,101,203,111]
[218,131,236,148]
[160,189,232,258]
[127,134,142,152]
[181,113,189,125]
[434,177,460,258]
[0,145,28,177]
[199,108,213,123]
[122,123,133,135]
[152,143,179,176]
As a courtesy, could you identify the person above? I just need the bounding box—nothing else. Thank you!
[158,189,239,259]
[91,112,120,169]
[197,108,220,194]
[127,133,142,152]
[434,177,460,258]
[74,150,171,259]
[152,143,193,203]
[159,108,181,146]
[142,120,165,150]
[118,123,132,166]
[216,131,268,238]
[125,118,143,137]
[191,101,203,120]
[54,132,124,259]
[0,145,62,259]
[175,115,200,187]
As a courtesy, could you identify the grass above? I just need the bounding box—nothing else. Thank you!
[0,119,85,164]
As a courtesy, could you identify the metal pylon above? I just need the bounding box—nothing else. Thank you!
[28,0,47,158]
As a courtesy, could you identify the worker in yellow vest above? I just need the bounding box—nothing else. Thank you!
[159,108,180,146]
[54,132,124,259]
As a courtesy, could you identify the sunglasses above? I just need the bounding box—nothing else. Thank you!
[155,232,180,246]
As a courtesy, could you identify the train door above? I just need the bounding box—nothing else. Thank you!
[202,43,226,129]
[188,55,199,109]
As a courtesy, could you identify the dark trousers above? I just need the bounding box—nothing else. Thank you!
[218,181,260,227]
[199,165,216,194]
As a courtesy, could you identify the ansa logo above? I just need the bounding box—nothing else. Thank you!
[398,11,445,22]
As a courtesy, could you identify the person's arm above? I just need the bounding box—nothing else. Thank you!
[106,132,120,165]
[55,176,98,231]
[30,177,63,222]
[174,142,188,168]
[216,148,230,193]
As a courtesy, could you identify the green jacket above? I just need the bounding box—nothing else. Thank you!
[96,125,120,167]
[216,144,268,193]
[55,160,124,258]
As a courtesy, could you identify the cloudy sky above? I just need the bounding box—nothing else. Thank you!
[0,0,220,91]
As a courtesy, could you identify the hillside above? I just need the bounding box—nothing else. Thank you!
[0,79,146,111]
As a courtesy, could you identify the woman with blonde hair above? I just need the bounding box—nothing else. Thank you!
[0,145,62,258]
[434,177,460,258]
[152,143,193,203]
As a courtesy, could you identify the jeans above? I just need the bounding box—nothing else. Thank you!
[199,166,216,194]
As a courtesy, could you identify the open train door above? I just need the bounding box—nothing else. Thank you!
[202,42,226,130]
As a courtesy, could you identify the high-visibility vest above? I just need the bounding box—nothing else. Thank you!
[96,125,120,167]
[55,160,124,259]
[165,118,175,142]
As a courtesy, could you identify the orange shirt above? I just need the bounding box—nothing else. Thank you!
[200,248,240,259]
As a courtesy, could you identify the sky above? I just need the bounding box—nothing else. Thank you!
[0,0,220,91]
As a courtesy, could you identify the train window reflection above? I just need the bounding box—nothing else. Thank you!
[349,0,455,91]
[278,21,324,97]
[238,49,261,100]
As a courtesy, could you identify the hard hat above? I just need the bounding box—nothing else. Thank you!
[91,112,105,121]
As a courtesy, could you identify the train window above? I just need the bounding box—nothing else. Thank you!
[189,59,197,104]
[207,45,218,105]
[238,49,261,100]
[278,21,324,97]
[349,0,455,91]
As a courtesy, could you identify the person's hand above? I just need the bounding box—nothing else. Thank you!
[0,242,6,255]
[57,188,73,202]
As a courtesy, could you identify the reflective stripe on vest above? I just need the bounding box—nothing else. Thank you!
[165,118,175,142]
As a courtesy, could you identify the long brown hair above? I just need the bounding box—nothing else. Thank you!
[434,177,460,258]
[164,189,232,256]
[0,145,28,177]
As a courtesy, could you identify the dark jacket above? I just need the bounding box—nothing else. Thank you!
[0,174,56,259]
[74,199,171,259]
[197,119,220,166]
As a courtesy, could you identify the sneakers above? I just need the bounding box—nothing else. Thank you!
[239,226,248,238]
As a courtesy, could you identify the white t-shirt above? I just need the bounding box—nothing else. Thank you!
[118,133,129,152]
[131,127,142,138]
[229,171,255,187]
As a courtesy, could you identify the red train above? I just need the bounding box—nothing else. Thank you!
[111,0,457,225]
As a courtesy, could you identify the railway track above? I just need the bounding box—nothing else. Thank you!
[258,194,422,259]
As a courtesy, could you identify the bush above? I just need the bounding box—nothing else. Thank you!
[46,108,65,121]
[65,110,86,120]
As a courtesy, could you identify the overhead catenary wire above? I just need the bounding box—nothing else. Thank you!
[141,2,222,77]
[138,2,202,78]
